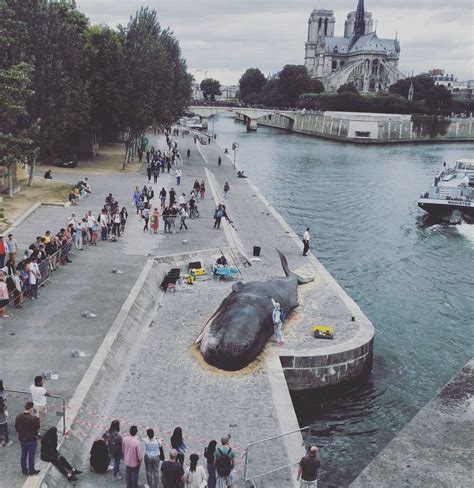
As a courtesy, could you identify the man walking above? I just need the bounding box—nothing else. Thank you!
[175,168,182,186]
[15,402,40,476]
[297,446,320,487]
[218,156,222,167]
[30,376,49,426]
[161,449,185,488]
[303,227,310,256]
[123,425,143,488]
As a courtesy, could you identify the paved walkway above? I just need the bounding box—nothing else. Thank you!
[0,133,227,487]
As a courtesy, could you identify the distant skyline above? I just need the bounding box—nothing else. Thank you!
[77,0,474,85]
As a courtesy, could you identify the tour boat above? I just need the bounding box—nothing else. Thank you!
[418,159,474,224]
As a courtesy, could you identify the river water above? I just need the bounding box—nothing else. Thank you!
[211,113,473,486]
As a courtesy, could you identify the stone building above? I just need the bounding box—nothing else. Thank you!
[304,0,401,93]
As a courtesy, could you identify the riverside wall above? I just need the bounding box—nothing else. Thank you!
[245,111,474,144]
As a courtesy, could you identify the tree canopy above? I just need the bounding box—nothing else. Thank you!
[200,78,222,101]
[389,75,434,101]
[239,68,267,103]
[0,0,192,170]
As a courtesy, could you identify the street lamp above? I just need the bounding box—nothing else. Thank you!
[232,142,239,170]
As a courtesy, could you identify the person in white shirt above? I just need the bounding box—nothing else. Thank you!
[86,211,96,243]
[303,228,311,256]
[28,257,41,300]
[99,210,108,241]
[66,213,77,227]
[175,169,182,186]
[30,376,50,426]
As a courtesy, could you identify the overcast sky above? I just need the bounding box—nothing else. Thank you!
[77,0,474,85]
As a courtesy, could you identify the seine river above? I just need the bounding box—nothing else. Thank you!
[211,113,473,486]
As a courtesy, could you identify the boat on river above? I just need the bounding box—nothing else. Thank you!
[418,159,474,223]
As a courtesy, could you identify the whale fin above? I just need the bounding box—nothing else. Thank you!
[276,249,314,285]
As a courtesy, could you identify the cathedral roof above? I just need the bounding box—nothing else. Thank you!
[323,32,399,56]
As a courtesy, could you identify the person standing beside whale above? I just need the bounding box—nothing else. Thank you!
[272,299,284,346]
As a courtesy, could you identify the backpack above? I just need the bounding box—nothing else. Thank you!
[216,447,233,477]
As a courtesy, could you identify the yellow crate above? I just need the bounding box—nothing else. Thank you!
[192,268,207,276]
[312,325,334,334]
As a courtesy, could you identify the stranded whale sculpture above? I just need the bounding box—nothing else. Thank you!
[195,250,313,371]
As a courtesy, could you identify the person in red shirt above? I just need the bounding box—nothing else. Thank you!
[0,236,6,268]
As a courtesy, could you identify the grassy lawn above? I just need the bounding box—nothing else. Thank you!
[40,142,141,175]
[1,178,72,232]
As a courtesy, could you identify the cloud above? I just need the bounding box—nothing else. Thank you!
[76,0,474,84]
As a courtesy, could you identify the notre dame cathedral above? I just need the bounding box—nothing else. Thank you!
[304,0,402,93]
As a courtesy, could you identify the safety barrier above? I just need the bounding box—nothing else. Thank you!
[243,425,316,484]
[2,240,80,316]
[3,389,66,435]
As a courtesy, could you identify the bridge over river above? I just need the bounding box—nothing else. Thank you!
[188,105,296,131]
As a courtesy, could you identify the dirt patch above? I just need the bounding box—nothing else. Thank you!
[39,143,141,176]
[1,178,72,232]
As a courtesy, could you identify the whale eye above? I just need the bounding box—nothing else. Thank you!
[231,282,244,292]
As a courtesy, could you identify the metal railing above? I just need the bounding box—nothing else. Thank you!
[4,388,66,435]
[243,425,315,484]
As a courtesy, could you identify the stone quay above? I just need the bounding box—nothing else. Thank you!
[2,129,373,488]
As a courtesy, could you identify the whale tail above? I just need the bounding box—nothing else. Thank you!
[277,249,314,285]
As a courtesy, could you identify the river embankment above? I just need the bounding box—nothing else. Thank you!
[239,110,474,144]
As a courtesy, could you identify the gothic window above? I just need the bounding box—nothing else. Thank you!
[318,18,322,32]
[371,59,379,75]
[365,59,370,71]
[332,60,338,71]
[324,18,328,35]
[369,79,376,91]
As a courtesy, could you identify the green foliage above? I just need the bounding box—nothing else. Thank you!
[389,75,434,101]
[337,82,358,94]
[278,65,311,106]
[425,85,453,110]
[239,68,266,102]
[84,25,124,137]
[298,92,421,114]
[0,1,192,162]
[412,115,451,138]
[0,63,37,167]
[200,78,222,101]
[307,78,325,94]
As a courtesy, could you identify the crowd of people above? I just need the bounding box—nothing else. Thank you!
[2,375,241,488]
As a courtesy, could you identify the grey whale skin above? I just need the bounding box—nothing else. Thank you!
[196,250,313,371]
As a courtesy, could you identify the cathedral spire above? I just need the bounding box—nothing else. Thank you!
[350,0,366,48]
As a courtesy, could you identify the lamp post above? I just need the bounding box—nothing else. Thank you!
[232,142,239,170]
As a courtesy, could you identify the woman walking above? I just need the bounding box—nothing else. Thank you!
[133,188,141,215]
[104,420,123,481]
[143,428,164,488]
[200,180,206,200]
[223,181,230,199]
[204,440,217,488]
[120,207,128,234]
[159,188,167,208]
[185,454,207,488]
[179,207,188,231]
[170,427,187,465]
[150,208,160,234]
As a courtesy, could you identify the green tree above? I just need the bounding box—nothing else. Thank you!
[425,85,453,111]
[337,82,358,94]
[84,25,124,139]
[278,65,311,107]
[0,63,38,195]
[258,78,285,108]
[239,68,266,102]
[389,75,434,101]
[307,78,325,94]
[5,0,91,157]
[200,78,221,101]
